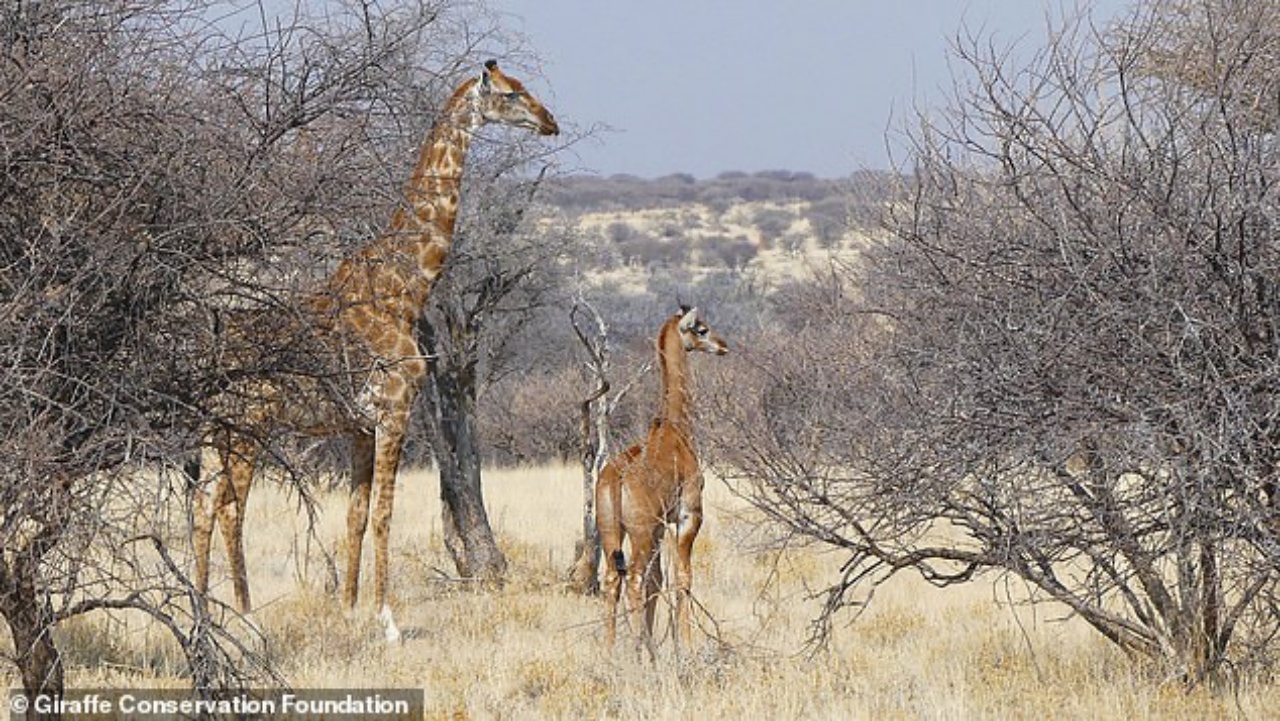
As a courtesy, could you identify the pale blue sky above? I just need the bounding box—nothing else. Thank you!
[489,0,1134,178]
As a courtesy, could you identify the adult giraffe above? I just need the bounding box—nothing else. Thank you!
[192,61,558,642]
[596,306,728,656]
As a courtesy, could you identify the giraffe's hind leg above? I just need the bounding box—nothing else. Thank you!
[217,437,257,614]
[344,431,375,610]
[624,522,663,661]
[192,433,257,614]
[642,527,664,656]
[191,447,218,604]
[596,465,626,649]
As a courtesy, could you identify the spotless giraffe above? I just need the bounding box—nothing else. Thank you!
[596,306,728,657]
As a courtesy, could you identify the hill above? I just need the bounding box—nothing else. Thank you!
[538,170,895,285]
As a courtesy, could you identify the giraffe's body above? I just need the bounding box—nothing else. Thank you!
[596,307,728,655]
[192,62,557,641]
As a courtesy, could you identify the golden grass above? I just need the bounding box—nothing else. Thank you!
[10,463,1280,718]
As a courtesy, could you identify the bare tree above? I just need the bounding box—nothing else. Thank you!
[0,0,518,704]
[0,0,306,702]
[706,0,1280,684]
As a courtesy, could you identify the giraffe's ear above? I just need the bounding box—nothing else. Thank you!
[480,60,497,91]
[678,307,699,331]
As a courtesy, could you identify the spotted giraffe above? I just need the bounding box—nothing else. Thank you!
[193,61,558,642]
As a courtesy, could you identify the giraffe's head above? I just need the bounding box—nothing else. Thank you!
[474,60,560,136]
[676,305,729,356]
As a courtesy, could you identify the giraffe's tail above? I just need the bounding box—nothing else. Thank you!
[182,453,201,487]
[612,549,627,577]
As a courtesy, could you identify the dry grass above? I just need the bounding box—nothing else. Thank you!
[10,464,1280,718]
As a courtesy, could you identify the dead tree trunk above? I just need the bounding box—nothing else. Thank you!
[567,299,611,594]
[0,552,64,715]
[420,317,508,581]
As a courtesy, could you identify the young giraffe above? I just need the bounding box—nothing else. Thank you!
[596,306,728,656]
[192,61,558,642]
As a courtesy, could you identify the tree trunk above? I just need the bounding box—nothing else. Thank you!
[424,353,507,581]
[1,554,65,719]
[567,300,611,594]
[1193,539,1222,684]
[567,381,609,594]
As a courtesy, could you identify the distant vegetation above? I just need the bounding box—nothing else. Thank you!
[530,169,893,282]
[543,169,896,216]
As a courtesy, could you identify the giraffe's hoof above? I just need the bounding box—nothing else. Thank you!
[380,604,402,644]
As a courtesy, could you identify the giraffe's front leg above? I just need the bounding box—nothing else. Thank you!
[674,491,703,654]
[370,426,405,643]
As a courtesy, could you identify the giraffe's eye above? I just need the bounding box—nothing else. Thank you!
[504,91,522,101]
[696,326,709,336]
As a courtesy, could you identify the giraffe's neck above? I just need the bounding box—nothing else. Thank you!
[385,79,481,303]
[656,318,693,432]
[312,79,483,355]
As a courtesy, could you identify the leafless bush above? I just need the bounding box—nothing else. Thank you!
[801,196,851,249]
[752,207,795,247]
[698,234,758,270]
[705,0,1280,685]
[0,0,507,700]
[481,368,584,464]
